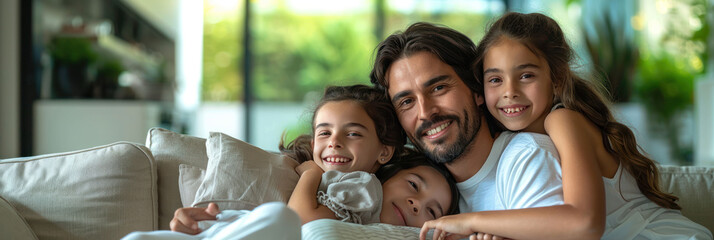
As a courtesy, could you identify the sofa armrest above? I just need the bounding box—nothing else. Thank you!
[0,142,158,240]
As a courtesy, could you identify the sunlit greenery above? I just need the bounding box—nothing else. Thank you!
[253,7,377,102]
[202,1,496,102]
[385,10,492,44]
[633,0,709,164]
[202,0,242,101]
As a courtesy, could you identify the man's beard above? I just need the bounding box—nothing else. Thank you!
[410,107,481,164]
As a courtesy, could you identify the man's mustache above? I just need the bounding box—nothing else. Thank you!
[415,115,459,137]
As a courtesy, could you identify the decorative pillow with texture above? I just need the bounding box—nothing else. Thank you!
[192,132,300,210]
[179,164,205,207]
[0,142,157,240]
[302,219,430,240]
[146,127,208,229]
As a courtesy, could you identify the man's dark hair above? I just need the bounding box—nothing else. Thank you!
[370,22,479,95]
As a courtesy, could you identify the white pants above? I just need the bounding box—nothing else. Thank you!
[122,202,301,240]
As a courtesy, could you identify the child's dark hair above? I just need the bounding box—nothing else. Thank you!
[473,12,680,209]
[279,84,407,163]
[375,148,460,215]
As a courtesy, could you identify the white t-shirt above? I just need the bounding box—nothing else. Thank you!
[458,131,564,212]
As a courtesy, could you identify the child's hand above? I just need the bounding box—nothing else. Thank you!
[295,161,323,176]
[169,203,221,235]
[420,213,479,240]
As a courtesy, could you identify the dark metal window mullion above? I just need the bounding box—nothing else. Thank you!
[242,0,252,142]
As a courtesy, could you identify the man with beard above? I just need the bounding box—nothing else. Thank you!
[370,22,564,239]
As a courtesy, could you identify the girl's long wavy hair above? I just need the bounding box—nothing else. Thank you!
[473,12,680,209]
[279,84,407,164]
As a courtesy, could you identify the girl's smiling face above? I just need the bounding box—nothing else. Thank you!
[483,37,554,134]
[311,100,393,173]
[379,165,452,227]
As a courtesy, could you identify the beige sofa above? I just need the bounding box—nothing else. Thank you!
[1,128,712,240]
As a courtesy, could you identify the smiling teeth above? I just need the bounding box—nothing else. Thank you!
[426,122,450,136]
[503,107,526,114]
[325,157,350,163]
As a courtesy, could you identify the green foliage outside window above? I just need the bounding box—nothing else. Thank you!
[202,2,494,103]
[636,53,696,164]
[634,0,708,165]
[385,10,490,45]
[202,3,376,102]
[253,10,377,102]
[202,5,242,102]
[200,0,498,145]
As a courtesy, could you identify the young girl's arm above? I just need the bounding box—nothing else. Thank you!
[543,108,609,232]
[421,110,607,240]
[287,161,338,224]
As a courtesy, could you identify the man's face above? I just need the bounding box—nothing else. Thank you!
[385,51,483,163]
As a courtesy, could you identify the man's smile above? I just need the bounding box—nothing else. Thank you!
[424,121,451,139]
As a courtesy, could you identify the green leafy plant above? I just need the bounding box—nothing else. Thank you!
[635,53,695,164]
[634,0,708,165]
[579,0,638,102]
[49,36,99,98]
[49,37,98,64]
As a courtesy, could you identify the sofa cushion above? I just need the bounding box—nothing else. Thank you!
[0,142,157,240]
[192,132,300,210]
[146,127,208,230]
[658,165,714,233]
[178,164,205,207]
[0,195,38,240]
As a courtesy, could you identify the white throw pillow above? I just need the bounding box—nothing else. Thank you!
[0,142,157,240]
[178,164,205,207]
[146,127,208,229]
[192,132,300,210]
[302,219,430,240]
[0,195,38,240]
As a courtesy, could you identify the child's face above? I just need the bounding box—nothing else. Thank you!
[379,165,452,227]
[483,37,554,134]
[312,100,391,173]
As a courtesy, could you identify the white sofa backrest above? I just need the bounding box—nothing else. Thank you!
[658,165,714,232]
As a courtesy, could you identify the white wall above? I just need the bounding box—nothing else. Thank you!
[34,100,160,154]
[0,0,20,158]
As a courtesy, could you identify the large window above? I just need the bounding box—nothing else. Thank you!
[194,0,713,166]
[196,0,503,151]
